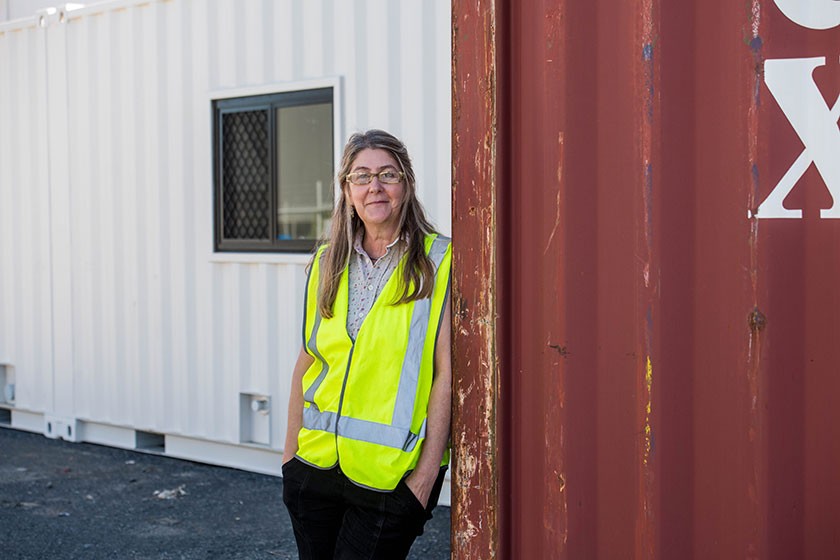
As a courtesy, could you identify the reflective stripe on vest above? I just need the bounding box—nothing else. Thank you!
[302,406,429,452]
[301,234,450,452]
[303,310,327,403]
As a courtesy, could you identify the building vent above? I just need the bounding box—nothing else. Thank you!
[135,431,165,454]
[240,393,271,446]
[0,364,14,406]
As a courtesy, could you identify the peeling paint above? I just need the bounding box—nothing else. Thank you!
[637,1,657,557]
[644,163,654,254]
[644,356,653,464]
[749,308,767,332]
[744,4,765,556]
[451,1,499,558]
[548,343,569,357]
[544,190,563,256]
[643,46,656,121]
[544,132,565,255]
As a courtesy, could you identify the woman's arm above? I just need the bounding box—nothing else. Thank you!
[282,346,314,465]
[405,297,452,507]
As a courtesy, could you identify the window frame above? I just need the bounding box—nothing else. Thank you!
[210,79,342,255]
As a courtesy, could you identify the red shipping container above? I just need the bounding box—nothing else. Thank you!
[452,1,840,558]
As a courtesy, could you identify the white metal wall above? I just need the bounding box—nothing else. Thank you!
[0,15,54,417]
[2,0,61,22]
[0,0,452,496]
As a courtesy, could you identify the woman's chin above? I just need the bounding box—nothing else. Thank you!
[361,212,397,228]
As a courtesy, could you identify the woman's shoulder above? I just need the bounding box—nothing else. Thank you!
[305,243,330,273]
[313,242,330,258]
[423,232,451,245]
[424,233,451,253]
[422,234,451,269]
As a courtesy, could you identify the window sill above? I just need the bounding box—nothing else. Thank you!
[208,252,313,265]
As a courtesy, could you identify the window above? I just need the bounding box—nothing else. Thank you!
[213,88,334,252]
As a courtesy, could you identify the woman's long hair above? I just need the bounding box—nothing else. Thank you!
[317,130,437,318]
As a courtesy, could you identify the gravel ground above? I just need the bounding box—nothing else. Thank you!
[0,427,451,559]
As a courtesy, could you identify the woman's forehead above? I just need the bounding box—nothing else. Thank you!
[351,148,399,170]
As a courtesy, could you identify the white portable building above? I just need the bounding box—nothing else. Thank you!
[0,0,452,503]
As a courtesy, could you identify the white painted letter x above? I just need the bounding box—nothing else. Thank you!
[757,57,840,219]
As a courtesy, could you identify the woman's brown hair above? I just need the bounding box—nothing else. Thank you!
[316,130,437,318]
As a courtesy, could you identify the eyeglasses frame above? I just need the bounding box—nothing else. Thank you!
[344,170,406,186]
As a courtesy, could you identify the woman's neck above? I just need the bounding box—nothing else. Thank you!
[362,226,400,260]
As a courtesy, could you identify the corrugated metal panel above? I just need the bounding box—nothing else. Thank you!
[0,0,451,478]
[3,0,57,22]
[0,17,54,414]
[453,0,840,557]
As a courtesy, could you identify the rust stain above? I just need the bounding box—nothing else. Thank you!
[556,471,566,492]
[644,356,653,466]
[744,2,764,559]
[636,0,658,557]
[548,343,569,358]
[544,132,565,255]
[749,308,767,333]
[745,0,763,297]
[451,0,499,558]
[559,425,568,545]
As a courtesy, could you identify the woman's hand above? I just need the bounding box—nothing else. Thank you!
[405,468,437,508]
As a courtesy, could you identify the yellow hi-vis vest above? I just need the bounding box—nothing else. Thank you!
[296,233,451,491]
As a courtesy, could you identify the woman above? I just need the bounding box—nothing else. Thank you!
[282,130,452,559]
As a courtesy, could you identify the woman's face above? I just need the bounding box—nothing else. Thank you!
[345,148,406,234]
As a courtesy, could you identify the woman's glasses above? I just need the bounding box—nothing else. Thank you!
[345,170,405,185]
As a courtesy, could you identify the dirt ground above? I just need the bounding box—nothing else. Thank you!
[0,427,451,559]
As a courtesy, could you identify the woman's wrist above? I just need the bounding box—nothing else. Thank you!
[282,447,298,464]
[412,460,441,480]
[405,469,436,508]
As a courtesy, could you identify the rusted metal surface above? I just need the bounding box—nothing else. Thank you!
[451,1,501,558]
[452,0,840,557]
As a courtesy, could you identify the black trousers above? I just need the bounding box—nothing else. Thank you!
[282,458,447,560]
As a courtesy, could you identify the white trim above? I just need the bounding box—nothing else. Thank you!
[208,252,313,265]
[208,76,341,102]
[79,419,138,448]
[0,13,37,32]
[165,433,283,477]
[63,0,158,20]
[0,1,118,31]
[207,76,343,264]
[9,409,44,433]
